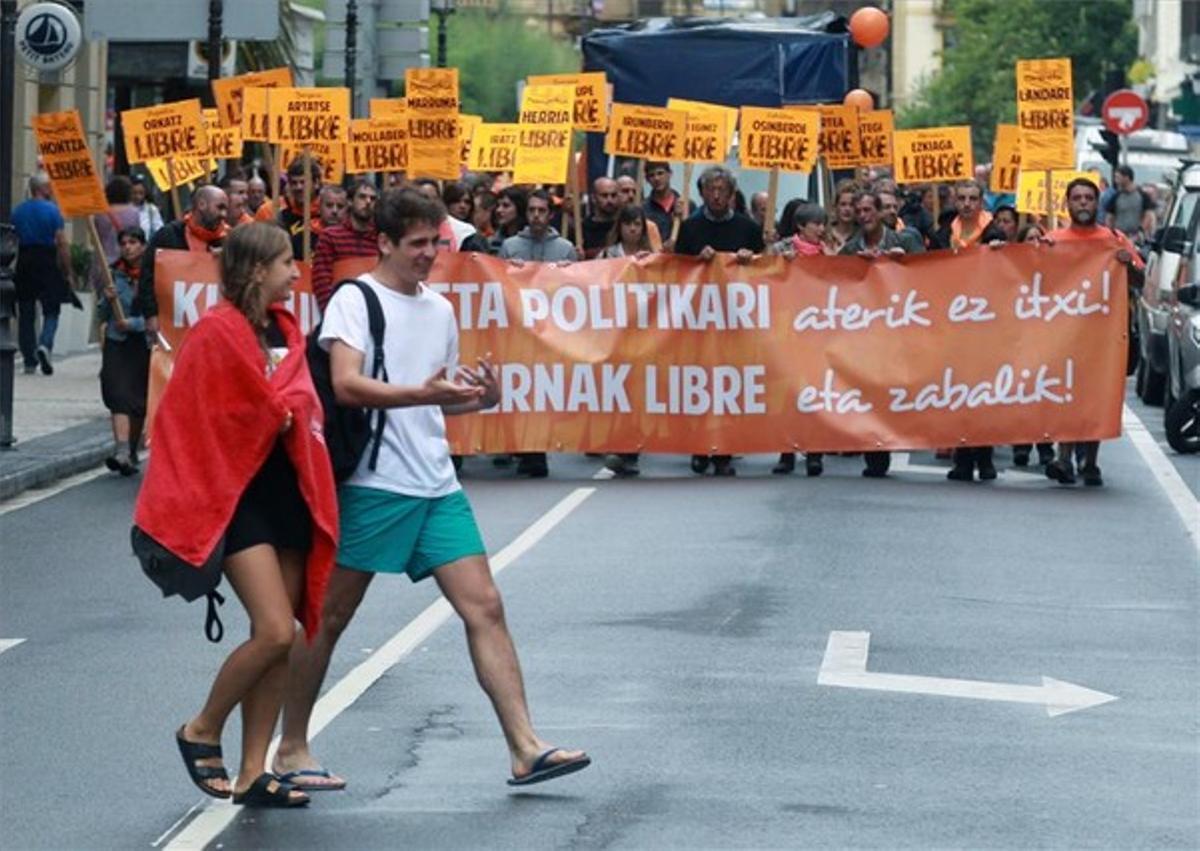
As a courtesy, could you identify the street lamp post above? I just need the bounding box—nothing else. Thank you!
[0,0,18,449]
[345,0,358,114]
[431,0,456,69]
[207,0,223,91]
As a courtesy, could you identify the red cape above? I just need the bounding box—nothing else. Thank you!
[134,303,337,639]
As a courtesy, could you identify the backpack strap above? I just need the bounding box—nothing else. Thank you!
[335,279,389,472]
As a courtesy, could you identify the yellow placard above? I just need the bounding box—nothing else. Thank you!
[406,68,461,180]
[346,118,408,174]
[32,110,108,217]
[202,108,243,161]
[370,97,407,119]
[1016,58,1074,171]
[240,87,271,142]
[857,109,894,166]
[146,157,217,192]
[121,98,208,163]
[990,123,1022,193]
[280,142,346,184]
[892,126,974,184]
[815,104,863,169]
[513,85,574,185]
[1016,169,1100,219]
[459,113,483,167]
[470,124,520,172]
[666,99,730,165]
[528,72,609,132]
[267,87,351,144]
[738,107,820,173]
[211,67,292,129]
[605,104,687,161]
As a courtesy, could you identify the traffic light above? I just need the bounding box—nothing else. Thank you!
[1092,128,1121,173]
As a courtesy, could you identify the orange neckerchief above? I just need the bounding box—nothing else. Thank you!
[184,213,230,246]
[951,210,992,249]
[114,256,141,282]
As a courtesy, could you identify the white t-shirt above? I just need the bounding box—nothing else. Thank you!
[319,273,461,498]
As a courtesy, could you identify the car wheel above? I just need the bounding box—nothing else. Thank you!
[1164,390,1200,454]
[1142,361,1167,406]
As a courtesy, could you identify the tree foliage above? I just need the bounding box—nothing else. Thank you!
[898,0,1138,157]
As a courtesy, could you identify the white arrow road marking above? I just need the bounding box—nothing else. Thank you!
[818,631,1118,717]
[0,639,27,656]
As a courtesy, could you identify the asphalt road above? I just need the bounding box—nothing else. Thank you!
[1,397,1197,850]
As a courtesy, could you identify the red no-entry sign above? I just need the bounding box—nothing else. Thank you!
[1102,89,1149,135]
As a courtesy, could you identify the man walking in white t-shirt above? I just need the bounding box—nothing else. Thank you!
[275,189,590,790]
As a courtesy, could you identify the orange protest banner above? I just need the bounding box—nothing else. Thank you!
[892,126,974,184]
[991,123,1022,193]
[739,107,820,172]
[346,118,408,174]
[121,99,208,163]
[1016,58,1074,171]
[202,108,243,161]
[405,68,461,180]
[815,104,863,169]
[31,110,108,217]
[369,97,407,119]
[605,104,687,161]
[857,109,894,166]
[513,84,574,185]
[528,71,609,132]
[469,123,520,172]
[267,87,351,144]
[280,141,345,184]
[211,67,293,129]
[152,246,1126,454]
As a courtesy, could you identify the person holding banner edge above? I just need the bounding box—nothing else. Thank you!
[275,189,591,790]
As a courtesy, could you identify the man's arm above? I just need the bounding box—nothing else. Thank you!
[329,340,483,409]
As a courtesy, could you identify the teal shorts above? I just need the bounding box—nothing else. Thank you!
[337,486,486,581]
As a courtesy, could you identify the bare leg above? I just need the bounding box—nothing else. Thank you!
[274,566,373,781]
[129,415,145,458]
[111,413,130,445]
[434,555,586,778]
[181,545,303,798]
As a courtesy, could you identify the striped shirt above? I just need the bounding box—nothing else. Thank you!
[311,222,379,309]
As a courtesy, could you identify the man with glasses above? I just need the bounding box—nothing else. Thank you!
[311,180,380,310]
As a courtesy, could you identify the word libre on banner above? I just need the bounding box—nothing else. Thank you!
[739,107,821,173]
[606,104,687,161]
[513,84,575,186]
[857,109,894,166]
[892,126,974,184]
[406,67,461,180]
[1016,57,1074,171]
[990,124,1022,194]
[151,244,1127,455]
[528,71,610,132]
[471,124,520,173]
[266,87,351,144]
[121,98,208,163]
[211,66,293,130]
[32,110,108,217]
[348,117,408,174]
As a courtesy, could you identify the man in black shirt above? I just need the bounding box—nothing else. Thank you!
[581,177,620,258]
[674,166,764,476]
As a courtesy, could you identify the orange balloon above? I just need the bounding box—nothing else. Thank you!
[843,89,874,110]
[849,6,890,49]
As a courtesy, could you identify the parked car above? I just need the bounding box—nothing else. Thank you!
[1137,160,1200,405]
[1164,219,1200,454]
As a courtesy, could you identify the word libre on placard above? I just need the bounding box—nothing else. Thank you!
[609,117,680,159]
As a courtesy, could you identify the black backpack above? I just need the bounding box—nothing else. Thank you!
[307,279,388,481]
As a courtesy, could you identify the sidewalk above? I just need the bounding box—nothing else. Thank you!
[0,348,113,501]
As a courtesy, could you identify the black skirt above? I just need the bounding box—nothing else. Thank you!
[100,336,150,416]
[224,441,313,556]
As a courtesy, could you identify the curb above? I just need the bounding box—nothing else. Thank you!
[0,419,114,502]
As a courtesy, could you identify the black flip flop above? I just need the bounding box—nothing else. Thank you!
[507,748,592,787]
[175,726,230,799]
[232,773,310,808]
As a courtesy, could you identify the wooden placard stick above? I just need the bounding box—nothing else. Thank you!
[302,146,313,263]
[571,141,584,252]
[1045,169,1056,230]
[85,217,127,324]
[274,144,284,212]
[636,158,646,204]
[764,166,780,244]
[671,162,694,244]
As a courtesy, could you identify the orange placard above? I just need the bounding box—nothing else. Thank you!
[370,97,407,119]
[668,97,737,153]
[815,104,863,169]
[31,110,108,217]
[470,123,520,172]
[146,156,216,192]
[268,87,351,144]
[202,108,243,161]
[1016,58,1074,171]
[858,109,893,166]
[991,123,1022,193]
[739,107,820,172]
[605,104,686,161]
[892,126,974,184]
[513,85,574,185]
[405,68,460,180]
[121,99,208,163]
[528,72,609,132]
[151,246,1127,454]
[346,118,408,174]
[280,142,345,184]
[240,87,273,142]
[667,99,730,165]
[459,113,483,167]
[1016,169,1101,220]
[211,67,293,129]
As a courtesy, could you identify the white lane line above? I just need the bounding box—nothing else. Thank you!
[0,466,110,517]
[0,639,27,656]
[163,486,596,851]
[1123,404,1200,558]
